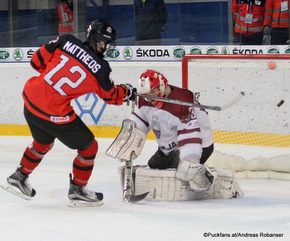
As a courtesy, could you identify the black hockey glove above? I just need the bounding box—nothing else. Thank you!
[121,84,137,102]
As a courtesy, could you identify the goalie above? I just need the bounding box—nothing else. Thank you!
[107,69,244,201]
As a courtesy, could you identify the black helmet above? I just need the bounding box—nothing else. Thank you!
[86,20,117,53]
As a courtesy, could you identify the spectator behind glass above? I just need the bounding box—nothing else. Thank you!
[50,0,74,36]
[232,0,266,45]
[134,0,167,45]
[263,0,289,45]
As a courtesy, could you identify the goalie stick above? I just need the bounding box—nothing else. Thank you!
[135,92,245,111]
[122,152,149,203]
[123,100,149,203]
[106,100,149,203]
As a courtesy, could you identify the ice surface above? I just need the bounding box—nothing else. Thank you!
[0,136,289,241]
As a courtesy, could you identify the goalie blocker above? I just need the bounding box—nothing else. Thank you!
[118,165,244,201]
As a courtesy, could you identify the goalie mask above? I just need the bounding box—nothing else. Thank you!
[86,19,117,54]
[139,69,168,109]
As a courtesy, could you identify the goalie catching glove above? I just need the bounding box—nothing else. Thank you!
[121,84,137,102]
[176,160,217,193]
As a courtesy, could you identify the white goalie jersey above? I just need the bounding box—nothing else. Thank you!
[107,84,244,201]
[130,85,213,161]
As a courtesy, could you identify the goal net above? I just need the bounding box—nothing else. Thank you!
[182,54,290,180]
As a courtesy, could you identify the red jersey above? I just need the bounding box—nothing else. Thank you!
[263,0,289,28]
[57,2,74,34]
[137,85,196,123]
[232,0,266,36]
[24,35,126,124]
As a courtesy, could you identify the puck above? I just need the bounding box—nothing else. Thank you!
[277,100,284,107]
[268,61,277,70]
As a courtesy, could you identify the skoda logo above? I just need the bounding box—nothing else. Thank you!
[123,47,133,60]
[221,47,229,54]
[13,49,23,61]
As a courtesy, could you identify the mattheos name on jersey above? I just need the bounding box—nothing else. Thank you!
[63,41,101,73]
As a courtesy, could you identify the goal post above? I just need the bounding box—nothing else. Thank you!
[182,54,290,180]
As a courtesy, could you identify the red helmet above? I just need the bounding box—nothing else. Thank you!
[138,69,168,108]
[139,70,168,94]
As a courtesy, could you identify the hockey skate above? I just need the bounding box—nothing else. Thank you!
[68,174,104,207]
[0,170,36,200]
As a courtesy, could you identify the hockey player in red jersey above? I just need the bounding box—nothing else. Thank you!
[1,20,136,206]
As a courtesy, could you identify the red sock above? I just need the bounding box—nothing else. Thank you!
[20,140,53,175]
[72,140,98,185]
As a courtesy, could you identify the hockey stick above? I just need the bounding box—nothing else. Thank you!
[135,92,245,111]
[122,99,149,203]
[121,153,149,203]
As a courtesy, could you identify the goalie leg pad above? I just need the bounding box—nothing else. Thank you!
[134,166,243,201]
[135,166,196,201]
[176,160,217,193]
[209,168,244,199]
[232,181,244,198]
